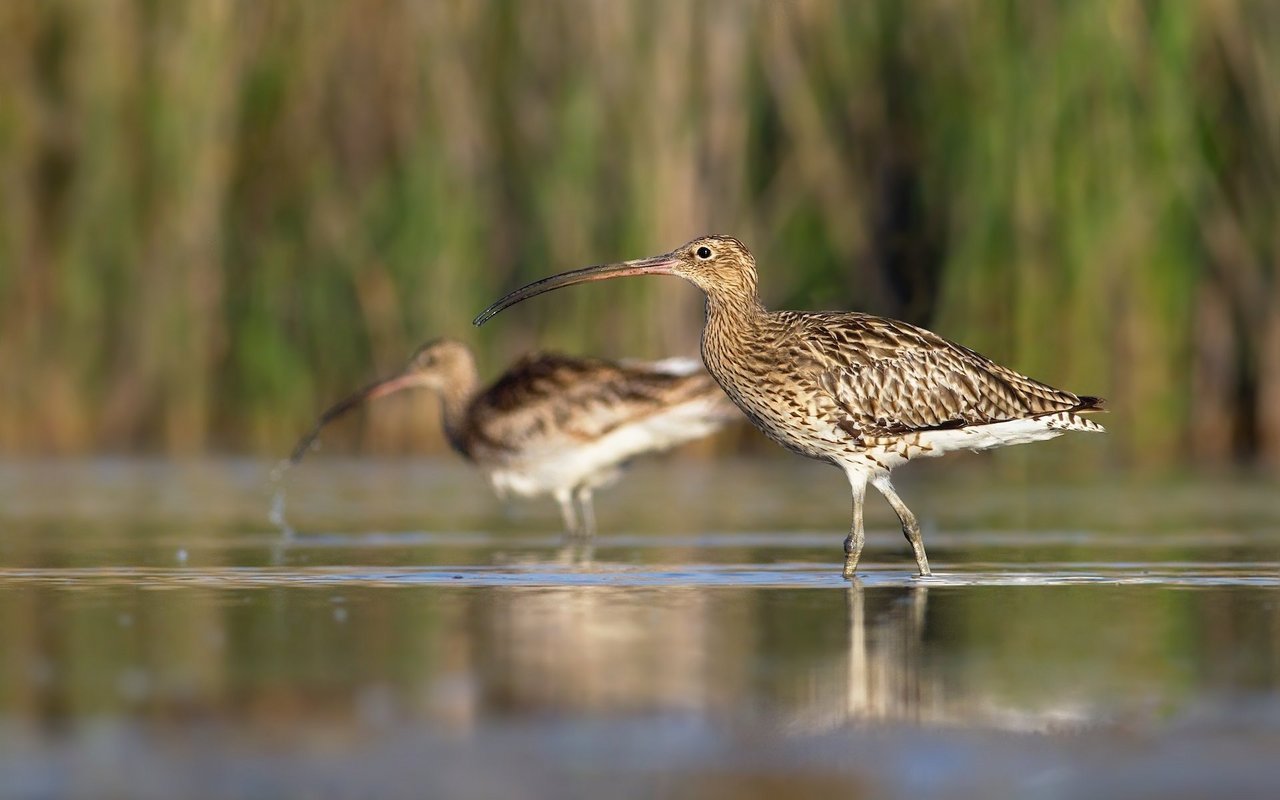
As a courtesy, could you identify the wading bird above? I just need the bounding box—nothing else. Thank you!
[475,236,1105,576]
[289,338,738,535]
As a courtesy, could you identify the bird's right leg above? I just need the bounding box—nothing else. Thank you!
[842,470,869,579]
[554,489,579,535]
[871,475,931,576]
[574,486,597,538]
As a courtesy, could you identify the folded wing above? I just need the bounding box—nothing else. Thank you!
[780,312,1102,441]
[467,353,735,459]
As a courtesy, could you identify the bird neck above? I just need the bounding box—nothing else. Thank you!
[703,284,764,330]
[438,369,479,457]
[700,286,765,383]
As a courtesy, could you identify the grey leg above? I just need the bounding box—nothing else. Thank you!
[843,470,869,578]
[871,475,931,576]
[554,489,579,535]
[574,486,597,538]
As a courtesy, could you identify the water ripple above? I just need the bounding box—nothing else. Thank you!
[0,562,1275,589]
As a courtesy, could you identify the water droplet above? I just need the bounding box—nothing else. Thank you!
[269,489,295,538]
[269,458,292,483]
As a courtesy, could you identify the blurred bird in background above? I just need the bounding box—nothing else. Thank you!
[289,339,741,534]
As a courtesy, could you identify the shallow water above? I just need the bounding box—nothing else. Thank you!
[1,457,1279,799]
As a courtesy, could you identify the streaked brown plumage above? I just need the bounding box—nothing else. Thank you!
[475,235,1106,576]
[289,338,739,535]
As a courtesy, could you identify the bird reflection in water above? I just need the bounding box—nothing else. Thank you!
[843,583,932,725]
[431,580,935,728]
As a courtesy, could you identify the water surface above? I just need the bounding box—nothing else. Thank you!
[1,457,1278,799]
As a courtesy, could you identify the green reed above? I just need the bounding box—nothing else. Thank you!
[0,0,1276,466]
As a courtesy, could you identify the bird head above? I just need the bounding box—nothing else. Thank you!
[401,338,476,391]
[473,235,759,326]
[286,338,476,464]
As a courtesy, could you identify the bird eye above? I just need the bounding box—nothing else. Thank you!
[695,246,713,260]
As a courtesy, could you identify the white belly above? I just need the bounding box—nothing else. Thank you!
[838,412,1106,476]
[485,394,730,499]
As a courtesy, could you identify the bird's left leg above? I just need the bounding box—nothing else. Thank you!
[574,486,597,538]
[554,489,580,535]
[842,469,869,579]
[871,475,931,576]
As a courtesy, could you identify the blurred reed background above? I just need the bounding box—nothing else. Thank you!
[0,0,1276,467]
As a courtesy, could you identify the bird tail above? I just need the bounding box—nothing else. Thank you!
[1026,396,1107,433]
[1074,395,1107,414]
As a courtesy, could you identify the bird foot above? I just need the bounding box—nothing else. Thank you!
[842,537,858,578]
[842,533,864,578]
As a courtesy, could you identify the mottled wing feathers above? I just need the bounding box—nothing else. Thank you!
[467,352,727,454]
[775,312,1097,440]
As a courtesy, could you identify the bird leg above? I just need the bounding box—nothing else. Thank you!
[842,471,868,578]
[554,489,580,536]
[871,476,931,576]
[574,486,597,538]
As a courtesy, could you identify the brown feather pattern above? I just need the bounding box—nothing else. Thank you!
[465,352,734,465]
[778,311,1094,438]
[678,236,1105,465]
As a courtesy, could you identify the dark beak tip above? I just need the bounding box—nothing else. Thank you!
[473,253,676,327]
[472,305,503,326]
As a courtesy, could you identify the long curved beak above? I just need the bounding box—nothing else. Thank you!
[473,252,679,326]
[288,371,425,464]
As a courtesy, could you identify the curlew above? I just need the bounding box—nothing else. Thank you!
[475,236,1106,576]
[289,338,739,535]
